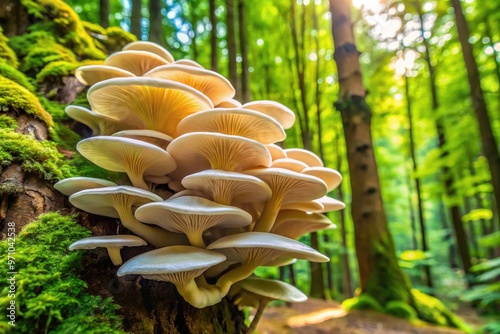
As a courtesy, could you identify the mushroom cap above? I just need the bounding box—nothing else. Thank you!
[167,132,272,179]
[234,276,307,303]
[177,108,285,144]
[122,41,175,62]
[216,99,242,108]
[174,59,204,68]
[181,170,272,205]
[302,167,342,192]
[242,100,296,130]
[207,232,329,263]
[135,196,252,234]
[54,177,117,196]
[284,148,323,167]
[314,196,346,212]
[145,64,235,105]
[69,235,147,250]
[271,210,335,239]
[262,257,297,267]
[87,77,213,137]
[244,168,327,205]
[280,200,324,212]
[266,144,287,161]
[77,136,176,188]
[112,129,173,148]
[117,245,226,277]
[104,50,169,76]
[69,185,163,218]
[65,105,133,136]
[75,65,135,86]
[271,158,308,172]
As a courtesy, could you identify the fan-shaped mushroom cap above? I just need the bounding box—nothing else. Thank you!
[181,170,272,206]
[174,59,204,68]
[104,50,169,76]
[167,132,272,179]
[302,167,342,192]
[69,235,147,265]
[284,148,323,167]
[216,99,242,108]
[77,136,176,190]
[271,158,308,172]
[244,168,328,232]
[177,108,285,144]
[65,105,133,136]
[314,196,346,212]
[280,200,324,212]
[117,245,226,308]
[266,144,287,161]
[69,186,186,247]
[135,196,252,247]
[87,77,213,137]
[235,276,307,304]
[208,232,328,294]
[112,129,173,148]
[242,100,296,130]
[75,65,135,86]
[271,210,335,239]
[145,64,235,105]
[262,257,297,267]
[122,41,175,62]
[54,177,117,196]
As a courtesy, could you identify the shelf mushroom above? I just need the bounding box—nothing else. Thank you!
[117,245,226,308]
[216,99,242,108]
[104,50,169,76]
[122,41,175,62]
[271,210,336,239]
[69,235,147,265]
[69,186,187,247]
[65,105,133,136]
[242,100,296,130]
[173,59,204,68]
[266,144,287,161]
[302,166,342,192]
[111,129,173,149]
[75,65,135,86]
[271,158,308,172]
[231,276,307,334]
[284,148,324,167]
[54,177,117,197]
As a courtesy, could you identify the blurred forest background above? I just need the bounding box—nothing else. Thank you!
[0,0,499,332]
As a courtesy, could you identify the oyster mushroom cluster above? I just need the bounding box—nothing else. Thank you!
[56,42,344,314]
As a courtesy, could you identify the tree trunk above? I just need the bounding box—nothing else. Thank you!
[451,0,500,224]
[100,0,109,28]
[329,0,413,306]
[131,0,142,39]
[209,0,218,72]
[148,0,164,46]
[0,0,29,36]
[238,0,250,103]
[226,0,240,100]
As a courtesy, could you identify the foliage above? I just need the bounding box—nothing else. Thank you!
[36,61,80,83]
[342,294,385,313]
[0,115,17,130]
[0,213,125,334]
[0,27,18,68]
[0,62,36,93]
[385,300,418,320]
[0,77,53,126]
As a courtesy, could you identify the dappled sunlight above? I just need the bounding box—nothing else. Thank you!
[286,307,347,328]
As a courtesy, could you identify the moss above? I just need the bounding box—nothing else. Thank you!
[0,77,53,126]
[0,115,17,130]
[0,128,73,182]
[40,98,81,150]
[36,60,80,83]
[82,20,107,36]
[0,213,126,333]
[103,27,137,52]
[21,0,106,60]
[0,62,36,92]
[385,300,418,320]
[0,27,18,68]
[21,44,77,75]
[342,295,385,313]
[8,31,56,58]
[0,181,23,195]
[411,289,471,332]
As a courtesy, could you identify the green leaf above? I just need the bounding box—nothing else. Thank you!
[462,208,493,222]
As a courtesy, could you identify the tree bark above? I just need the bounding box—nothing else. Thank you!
[329,0,413,305]
[148,0,164,46]
[238,0,250,103]
[451,0,500,225]
[209,0,218,72]
[100,0,110,28]
[226,0,240,100]
[131,0,142,39]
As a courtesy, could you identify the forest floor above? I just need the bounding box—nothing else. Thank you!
[255,299,484,334]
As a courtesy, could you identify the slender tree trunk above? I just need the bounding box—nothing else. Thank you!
[131,0,142,39]
[451,0,500,223]
[226,0,240,100]
[484,19,500,105]
[100,0,109,28]
[148,0,164,46]
[329,0,413,306]
[238,0,250,103]
[405,170,418,250]
[404,74,433,288]
[209,0,218,72]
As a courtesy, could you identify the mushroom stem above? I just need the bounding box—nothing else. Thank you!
[252,196,282,232]
[246,300,269,334]
[128,172,150,191]
[177,278,222,308]
[216,262,256,296]
[196,275,223,306]
[106,246,123,265]
[187,232,206,248]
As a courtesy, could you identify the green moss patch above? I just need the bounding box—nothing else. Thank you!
[385,300,418,320]
[36,61,80,83]
[0,115,17,130]
[0,62,36,92]
[0,27,18,68]
[342,294,385,313]
[21,44,76,76]
[0,213,125,334]
[8,31,57,58]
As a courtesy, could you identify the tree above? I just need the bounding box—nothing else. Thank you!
[226,0,240,100]
[238,0,250,103]
[209,0,218,71]
[99,0,109,28]
[149,0,164,45]
[131,0,142,39]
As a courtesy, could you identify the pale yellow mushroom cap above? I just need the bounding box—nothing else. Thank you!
[75,65,135,86]
[104,50,169,76]
[284,148,323,167]
[122,41,175,62]
[242,100,296,130]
